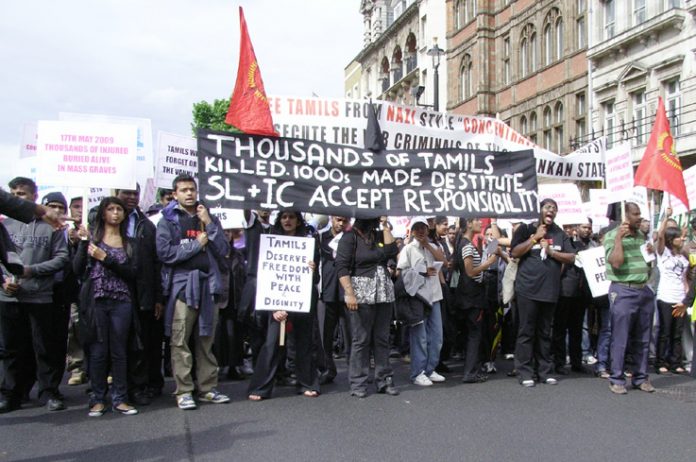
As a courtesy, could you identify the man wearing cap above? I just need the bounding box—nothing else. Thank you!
[0,178,69,413]
[604,202,655,394]
[397,216,446,386]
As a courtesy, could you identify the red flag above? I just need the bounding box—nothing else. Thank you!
[225,7,278,136]
[634,97,689,209]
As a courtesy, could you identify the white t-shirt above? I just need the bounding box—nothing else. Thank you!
[656,247,689,303]
[397,241,443,303]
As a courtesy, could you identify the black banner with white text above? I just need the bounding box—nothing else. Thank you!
[197,131,539,218]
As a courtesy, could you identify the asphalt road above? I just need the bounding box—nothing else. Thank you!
[1,358,695,462]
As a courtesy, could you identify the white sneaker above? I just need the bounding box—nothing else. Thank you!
[504,354,514,360]
[413,372,433,386]
[428,371,446,383]
[584,355,598,365]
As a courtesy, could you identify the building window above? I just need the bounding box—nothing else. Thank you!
[667,0,681,8]
[464,0,476,24]
[605,0,615,39]
[520,24,537,77]
[555,19,563,59]
[530,33,537,72]
[454,0,463,29]
[543,106,552,149]
[632,90,646,145]
[554,102,564,153]
[634,0,645,25]
[603,100,615,148]
[520,39,528,76]
[520,115,528,136]
[460,54,473,100]
[530,112,538,144]
[576,0,586,49]
[576,119,586,141]
[543,25,552,66]
[665,79,681,136]
[503,36,511,85]
[575,93,586,144]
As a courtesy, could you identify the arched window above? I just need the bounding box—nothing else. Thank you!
[520,115,528,135]
[542,8,562,64]
[460,54,473,100]
[520,38,528,76]
[529,112,538,143]
[454,0,463,29]
[543,106,553,149]
[543,24,552,66]
[530,32,538,72]
[555,19,563,60]
[554,101,564,153]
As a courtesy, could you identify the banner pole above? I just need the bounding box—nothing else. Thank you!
[82,189,89,230]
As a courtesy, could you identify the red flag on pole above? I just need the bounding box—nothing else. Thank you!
[225,7,278,136]
[634,97,689,209]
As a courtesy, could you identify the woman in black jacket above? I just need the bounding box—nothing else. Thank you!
[74,197,138,417]
[247,211,320,400]
[335,217,399,398]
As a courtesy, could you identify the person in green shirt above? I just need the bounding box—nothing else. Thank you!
[604,202,655,395]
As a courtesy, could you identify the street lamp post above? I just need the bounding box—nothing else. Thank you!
[427,41,445,112]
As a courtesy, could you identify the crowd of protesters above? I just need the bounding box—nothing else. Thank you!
[1,173,695,416]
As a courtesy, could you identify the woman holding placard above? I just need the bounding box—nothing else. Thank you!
[655,208,689,374]
[335,217,400,398]
[247,211,320,401]
[73,197,138,417]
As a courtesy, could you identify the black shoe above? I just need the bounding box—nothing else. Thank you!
[506,369,519,377]
[351,390,367,398]
[0,398,20,414]
[435,362,451,374]
[571,365,589,374]
[319,372,335,385]
[47,397,66,412]
[377,377,400,396]
[226,368,246,381]
[554,367,570,376]
[462,374,488,384]
[146,387,163,398]
[131,391,152,406]
[276,376,298,387]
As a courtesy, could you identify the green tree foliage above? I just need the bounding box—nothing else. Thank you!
[191,99,242,136]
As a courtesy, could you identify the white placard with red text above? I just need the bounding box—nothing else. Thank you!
[36,121,137,189]
[604,143,634,201]
[537,183,585,226]
[578,245,610,298]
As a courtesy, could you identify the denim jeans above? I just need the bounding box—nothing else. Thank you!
[409,301,443,380]
[89,299,132,406]
[595,296,611,372]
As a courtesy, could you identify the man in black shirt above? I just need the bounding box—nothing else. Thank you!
[510,198,575,387]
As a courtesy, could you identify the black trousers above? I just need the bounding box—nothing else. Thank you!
[320,301,351,379]
[214,308,245,372]
[0,301,66,403]
[656,299,684,369]
[461,307,483,380]
[128,309,164,394]
[552,296,587,369]
[247,311,318,398]
[514,295,555,382]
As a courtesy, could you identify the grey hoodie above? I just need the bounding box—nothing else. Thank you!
[0,218,69,304]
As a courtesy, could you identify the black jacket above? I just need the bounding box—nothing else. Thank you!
[73,238,138,345]
[335,230,398,279]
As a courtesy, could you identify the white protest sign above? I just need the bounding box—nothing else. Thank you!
[604,143,634,201]
[88,188,110,210]
[662,164,696,215]
[36,121,137,189]
[155,131,198,189]
[537,183,585,226]
[60,112,153,187]
[578,245,610,298]
[390,216,411,238]
[587,189,611,230]
[255,235,315,313]
[20,122,38,158]
[627,186,650,220]
[209,207,245,230]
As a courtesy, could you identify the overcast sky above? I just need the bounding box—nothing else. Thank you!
[0,0,364,179]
